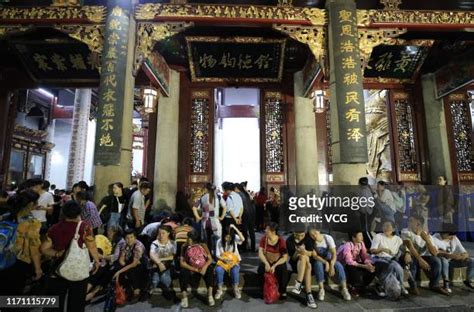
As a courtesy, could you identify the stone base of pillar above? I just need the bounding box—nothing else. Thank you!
[332,163,367,185]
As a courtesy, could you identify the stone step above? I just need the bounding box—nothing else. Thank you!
[152,266,468,293]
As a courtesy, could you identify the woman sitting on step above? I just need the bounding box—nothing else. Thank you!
[257,222,289,300]
[179,229,215,308]
[286,230,317,309]
[215,223,244,300]
[307,227,352,302]
[337,230,376,298]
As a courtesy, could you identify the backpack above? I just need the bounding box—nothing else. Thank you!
[263,272,280,304]
[56,221,91,281]
[185,244,207,269]
[383,272,401,300]
[0,220,18,270]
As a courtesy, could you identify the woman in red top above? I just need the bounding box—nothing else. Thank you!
[41,200,100,312]
[258,222,289,299]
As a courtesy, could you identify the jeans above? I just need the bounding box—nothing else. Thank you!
[107,212,121,228]
[449,257,474,281]
[313,246,347,283]
[440,257,450,281]
[216,265,240,286]
[152,269,172,289]
[406,256,442,288]
[374,258,405,288]
[313,261,346,283]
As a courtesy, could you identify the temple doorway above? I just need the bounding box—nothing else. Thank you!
[213,87,261,192]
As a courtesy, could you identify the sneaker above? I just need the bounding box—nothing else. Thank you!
[375,285,386,297]
[215,288,223,300]
[317,288,325,301]
[292,280,303,294]
[280,293,287,300]
[234,286,242,299]
[464,280,474,289]
[306,293,317,309]
[401,287,409,296]
[444,281,452,294]
[208,296,215,306]
[341,287,351,301]
[181,297,188,308]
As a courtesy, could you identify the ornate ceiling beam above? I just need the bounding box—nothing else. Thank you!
[0,6,106,25]
[358,28,407,71]
[135,3,325,26]
[134,22,193,74]
[273,24,326,74]
[357,9,474,29]
[54,24,104,54]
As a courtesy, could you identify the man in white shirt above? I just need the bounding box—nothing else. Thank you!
[401,214,449,295]
[434,224,474,290]
[221,182,243,230]
[128,181,152,230]
[31,180,54,229]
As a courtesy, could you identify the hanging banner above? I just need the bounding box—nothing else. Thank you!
[94,3,131,166]
[328,0,367,163]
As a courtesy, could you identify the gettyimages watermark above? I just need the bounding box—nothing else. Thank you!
[276,185,474,233]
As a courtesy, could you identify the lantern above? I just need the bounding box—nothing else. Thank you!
[142,87,158,114]
[312,90,326,113]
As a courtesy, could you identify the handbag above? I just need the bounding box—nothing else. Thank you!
[56,221,90,281]
[263,272,280,304]
[115,279,127,305]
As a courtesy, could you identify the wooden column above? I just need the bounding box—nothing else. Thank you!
[0,90,15,188]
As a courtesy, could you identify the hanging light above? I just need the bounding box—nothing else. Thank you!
[142,86,158,114]
[312,90,326,113]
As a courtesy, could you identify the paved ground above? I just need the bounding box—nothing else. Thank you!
[84,240,474,311]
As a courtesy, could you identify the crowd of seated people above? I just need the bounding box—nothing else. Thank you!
[0,178,473,312]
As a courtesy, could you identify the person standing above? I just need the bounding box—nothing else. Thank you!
[31,180,54,232]
[127,182,152,231]
[221,182,243,231]
[237,182,256,252]
[0,190,42,295]
[192,183,226,255]
[98,182,127,229]
[41,200,101,312]
[254,187,267,232]
[436,176,455,224]
[76,191,102,235]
